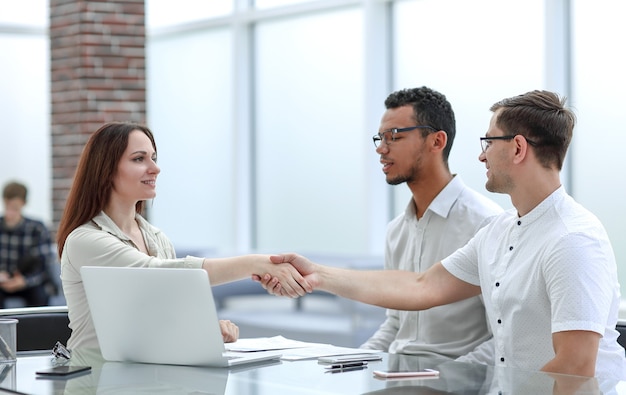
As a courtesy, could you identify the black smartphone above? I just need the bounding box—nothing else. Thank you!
[36,365,91,377]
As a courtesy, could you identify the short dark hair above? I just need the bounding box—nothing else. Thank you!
[490,90,575,170]
[2,181,27,202]
[384,86,456,165]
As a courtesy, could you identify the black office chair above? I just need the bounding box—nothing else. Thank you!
[617,322,626,352]
[0,306,71,352]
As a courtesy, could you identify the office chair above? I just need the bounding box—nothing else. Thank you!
[0,306,71,352]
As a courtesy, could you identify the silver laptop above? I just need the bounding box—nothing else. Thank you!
[81,266,283,367]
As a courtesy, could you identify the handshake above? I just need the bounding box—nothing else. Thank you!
[251,252,427,313]
[251,253,320,298]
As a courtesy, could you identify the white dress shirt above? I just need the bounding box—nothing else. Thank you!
[361,175,502,358]
[61,211,204,349]
[443,186,626,379]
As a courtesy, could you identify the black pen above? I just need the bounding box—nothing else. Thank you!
[325,364,368,374]
[325,361,368,370]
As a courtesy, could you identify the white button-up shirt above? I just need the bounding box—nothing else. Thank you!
[443,186,626,379]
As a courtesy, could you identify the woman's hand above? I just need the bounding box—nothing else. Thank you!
[219,319,239,343]
[253,253,318,297]
[257,256,313,298]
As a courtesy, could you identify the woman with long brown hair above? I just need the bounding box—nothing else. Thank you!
[57,122,310,349]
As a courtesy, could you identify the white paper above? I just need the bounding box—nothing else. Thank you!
[225,335,326,352]
[280,345,381,361]
[225,336,381,361]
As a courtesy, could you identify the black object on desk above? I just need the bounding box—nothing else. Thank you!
[35,365,91,378]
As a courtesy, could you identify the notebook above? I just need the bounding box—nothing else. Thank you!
[81,266,283,367]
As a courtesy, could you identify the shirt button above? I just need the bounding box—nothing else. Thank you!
[509,246,513,251]
[517,220,521,225]
[495,282,500,287]
[500,357,505,362]
[497,319,502,324]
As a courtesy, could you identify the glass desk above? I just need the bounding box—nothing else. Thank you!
[3,349,623,394]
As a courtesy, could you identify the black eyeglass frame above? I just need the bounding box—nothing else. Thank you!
[480,135,539,153]
[372,125,437,148]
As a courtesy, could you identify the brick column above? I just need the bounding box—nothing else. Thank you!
[49,0,146,231]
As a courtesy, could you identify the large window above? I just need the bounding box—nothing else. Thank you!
[146,0,232,28]
[571,0,626,293]
[0,1,51,225]
[3,0,625,310]
[144,0,626,308]
[147,28,234,253]
[254,9,366,253]
[392,0,545,213]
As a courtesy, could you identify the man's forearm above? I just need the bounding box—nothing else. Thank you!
[314,265,432,310]
[313,262,480,311]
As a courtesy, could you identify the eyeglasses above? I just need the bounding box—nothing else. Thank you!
[480,135,539,153]
[373,125,436,148]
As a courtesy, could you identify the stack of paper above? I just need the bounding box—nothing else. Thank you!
[225,336,382,361]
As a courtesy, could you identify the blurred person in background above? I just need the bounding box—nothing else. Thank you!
[0,181,54,308]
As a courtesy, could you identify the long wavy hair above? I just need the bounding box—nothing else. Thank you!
[56,122,157,258]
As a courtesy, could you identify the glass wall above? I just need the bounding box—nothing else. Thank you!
[571,0,626,292]
[0,1,51,225]
[146,0,232,28]
[144,0,626,306]
[392,0,545,212]
[3,0,625,305]
[255,0,314,9]
[254,9,367,253]
[147,28,234,253]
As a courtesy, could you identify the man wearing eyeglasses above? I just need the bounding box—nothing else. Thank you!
[359,87,502,360]
[261,86,502,361]
[264,90,626,380]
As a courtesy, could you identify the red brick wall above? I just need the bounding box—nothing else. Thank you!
[49,0,146,231]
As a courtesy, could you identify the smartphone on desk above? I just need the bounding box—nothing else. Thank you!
[318,353,382,364]
[36,365,92,377]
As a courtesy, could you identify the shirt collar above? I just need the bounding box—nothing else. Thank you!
[404,174,466,219]
[91,211,159,241]
[0,217,25,231]
[518,185,566,224]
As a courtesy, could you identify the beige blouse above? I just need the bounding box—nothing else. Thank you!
[60,211,203,349]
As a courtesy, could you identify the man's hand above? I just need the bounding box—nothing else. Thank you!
[0,271,10,282]
[257,255,314,297]
[219,319,239,343]
[254,253,319,297]
[0,271,26,293]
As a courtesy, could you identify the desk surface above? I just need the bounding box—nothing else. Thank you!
[4,349,625,394]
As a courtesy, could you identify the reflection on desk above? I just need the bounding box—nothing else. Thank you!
[9,349,624,394]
